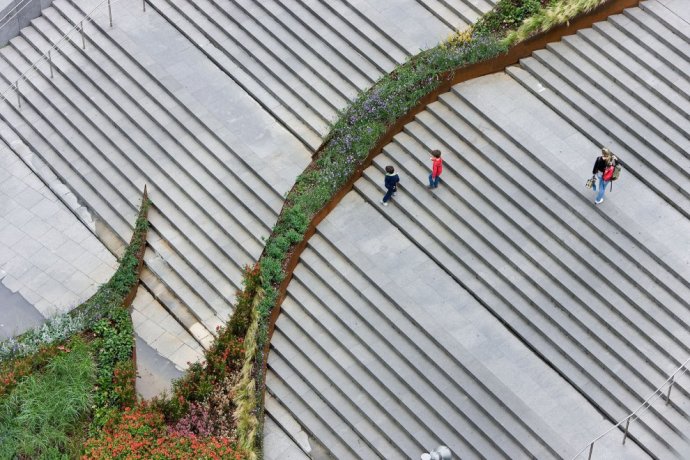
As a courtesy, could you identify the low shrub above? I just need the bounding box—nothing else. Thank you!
[0,336,95,459]
[82,403,240,460]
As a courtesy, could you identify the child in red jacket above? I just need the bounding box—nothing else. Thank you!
[428,150,443,189]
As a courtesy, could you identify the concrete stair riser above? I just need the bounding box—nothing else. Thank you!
[305,231,570,457]
[379,136,686,382]
[272,0,386,78]
[294,238,561,457]
[506,64,690,224]
[190,0,345,117]
[227,0,356,105]
[145,0,323,148]
[412,100,690,362]
[364,154,684,419]
[622,8,690,69]
[413,0,473,30]
[545,40,690,150]
[356,167,683,453]
[561,32,690,130]
[303,0,407,66]
[520,55,690,197]
[233,0,365,96]
[43,5,277,240]
[591,21,690,103]
[530,47,690,170]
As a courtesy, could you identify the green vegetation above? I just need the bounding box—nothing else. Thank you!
[0,193,150,458]
[0,336,95,459]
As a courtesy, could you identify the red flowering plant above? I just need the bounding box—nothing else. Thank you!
[82,402,243,459]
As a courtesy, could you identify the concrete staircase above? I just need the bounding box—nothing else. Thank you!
[0,0,283,352]
[266,1,690,457]
[0,0,486,456]
[4,0,690,457]
[144,0,487,150]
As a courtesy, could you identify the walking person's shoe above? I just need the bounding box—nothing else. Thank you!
[380,199,388,206]
[595,198,604,204]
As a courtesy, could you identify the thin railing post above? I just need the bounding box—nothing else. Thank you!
[143,0,146,12]
[666,377,674,406]
[587,443,594,460]
[107,0,112,27]
[48,50,53,78]
[622,418,630,444]
[80,21,86,49]
[15,80,20,108]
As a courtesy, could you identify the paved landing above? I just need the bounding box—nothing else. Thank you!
[0,140,117,321]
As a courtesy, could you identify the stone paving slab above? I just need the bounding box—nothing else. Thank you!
[130,285,205,371]
[0,140,117,319]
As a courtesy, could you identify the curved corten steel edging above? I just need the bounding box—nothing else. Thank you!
[261,0,640,387]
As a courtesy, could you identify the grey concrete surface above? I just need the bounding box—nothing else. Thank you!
[135,332,184,400]
[0,0,52,47]
[0,140,117,319]
[0,281,43,339]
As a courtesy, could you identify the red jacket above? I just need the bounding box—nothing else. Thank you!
[431,157,443,178]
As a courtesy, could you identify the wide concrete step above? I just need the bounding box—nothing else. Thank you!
[143,0,485,151]
[507,63,690,222]
[145,0,326,149]
[542,41,690,151]
[267,343,383,459]
[303,235,566,456]
[435,89,690,355]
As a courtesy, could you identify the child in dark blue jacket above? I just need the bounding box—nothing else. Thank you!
[380,165,400,206]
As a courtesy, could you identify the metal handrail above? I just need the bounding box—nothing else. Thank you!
[572,356,690,459]
[0,0,121,104]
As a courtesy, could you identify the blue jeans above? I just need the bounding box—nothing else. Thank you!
[429,174,440,188]
[382,187,394,203]
[594,173,609,202]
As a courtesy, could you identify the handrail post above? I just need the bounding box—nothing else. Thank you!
[622,418,630,444]
[48,50,53,78]
[587,443,594,460]
[80,21,86,49]
[107,0,112,27]
[666,377,674,406]
[15,80,20,108]
[143,0,146,12]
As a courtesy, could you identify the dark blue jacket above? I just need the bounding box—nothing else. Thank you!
[384,173,400,191]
